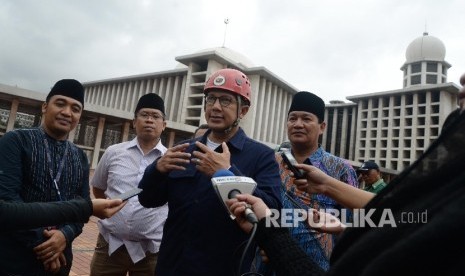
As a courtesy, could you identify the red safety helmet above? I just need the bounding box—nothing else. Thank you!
[204,68,251,105]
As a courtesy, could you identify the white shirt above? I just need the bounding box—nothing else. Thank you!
[91,138,168,263]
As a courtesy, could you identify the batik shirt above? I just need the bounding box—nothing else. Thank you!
[279,147,359,271]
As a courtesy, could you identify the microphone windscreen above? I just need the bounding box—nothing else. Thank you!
[212,169,234,178]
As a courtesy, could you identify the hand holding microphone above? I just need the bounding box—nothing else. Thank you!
[293,163,333,194]
[228,190,259,224]
[211,169,259,224]
[227,194,270,232]
[212,170,263,276]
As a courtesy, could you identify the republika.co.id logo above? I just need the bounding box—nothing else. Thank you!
[265,208,428,228]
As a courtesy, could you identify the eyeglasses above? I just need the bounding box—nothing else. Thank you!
[205,95,236,107]
[137,112,164,120]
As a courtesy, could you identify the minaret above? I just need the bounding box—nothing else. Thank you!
[400,32,451,88]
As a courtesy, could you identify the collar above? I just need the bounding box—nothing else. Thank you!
[199,127,247,152]
[38,126,68,145]
[126,137,167,155]
[305,146,324,164]
[371,178,385,189]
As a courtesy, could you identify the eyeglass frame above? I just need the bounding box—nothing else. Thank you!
[136,111,165,121]
[204,95,237,107]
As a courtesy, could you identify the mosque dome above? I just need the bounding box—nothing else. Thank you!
[405,32,446,63]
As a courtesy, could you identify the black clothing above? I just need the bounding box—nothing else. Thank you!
[0,198,92,232]
[0,128,90,275]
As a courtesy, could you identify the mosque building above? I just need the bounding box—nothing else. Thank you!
[323,32,458,172]
[0,33,459,175]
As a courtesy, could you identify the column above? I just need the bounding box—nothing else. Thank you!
[121,121,130,142]
[91,117,106,169]
[6,99,19,131]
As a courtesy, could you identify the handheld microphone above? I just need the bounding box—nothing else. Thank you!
[211,169,259,224]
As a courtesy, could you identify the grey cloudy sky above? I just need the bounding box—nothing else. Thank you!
[1,0,464,103]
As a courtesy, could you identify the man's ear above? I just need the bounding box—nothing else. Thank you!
[239,105,250,119]
[41,102,48,114]
[161,120,167,132]
[319,121,327,135]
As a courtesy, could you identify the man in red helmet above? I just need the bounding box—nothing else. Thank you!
[138,68,282,275]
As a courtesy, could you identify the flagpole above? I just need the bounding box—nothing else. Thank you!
[222,18,229,47]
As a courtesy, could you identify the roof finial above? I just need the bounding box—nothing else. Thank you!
[222,18,229,48]
[423,20,428,36]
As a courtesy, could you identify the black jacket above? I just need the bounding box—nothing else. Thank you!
[0,198,92,232]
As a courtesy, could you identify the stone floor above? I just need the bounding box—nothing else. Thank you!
[69,216,99,276]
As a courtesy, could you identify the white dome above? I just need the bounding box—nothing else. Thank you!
[405,32,446,63]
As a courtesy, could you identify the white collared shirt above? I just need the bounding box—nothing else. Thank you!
[91,138,168,263]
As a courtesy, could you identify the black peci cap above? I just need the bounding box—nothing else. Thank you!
[47,79,84,107]
[135,93,165,115]
[288,91,325,122]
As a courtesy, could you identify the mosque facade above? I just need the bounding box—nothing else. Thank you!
[0,33,459,174]
[324,32,458,172]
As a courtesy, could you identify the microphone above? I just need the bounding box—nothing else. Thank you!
[211,169,259,224]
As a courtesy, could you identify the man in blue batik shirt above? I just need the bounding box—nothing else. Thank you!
[257,91,359,275]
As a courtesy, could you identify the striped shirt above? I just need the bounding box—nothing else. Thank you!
[0,127,90,274]
[91,138,168,263]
